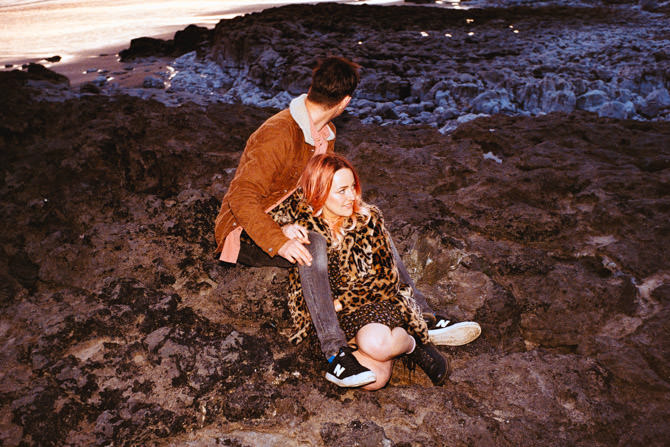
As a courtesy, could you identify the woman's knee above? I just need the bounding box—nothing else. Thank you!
[357,324,394,360]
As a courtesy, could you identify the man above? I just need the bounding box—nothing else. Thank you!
[214,56,480,388]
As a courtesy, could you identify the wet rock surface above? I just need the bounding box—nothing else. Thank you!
[1,64,669,446]
[25,2,670,129]
[159,2,670,128]
[2,2,670,445]
[118,24,212,61]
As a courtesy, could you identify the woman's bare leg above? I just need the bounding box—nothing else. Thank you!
[357,323,414,361]
[351,350,392,390]
[351,323,415,390]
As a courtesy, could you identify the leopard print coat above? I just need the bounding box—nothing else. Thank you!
[267,190,429,345]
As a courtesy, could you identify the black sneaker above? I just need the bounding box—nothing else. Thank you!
[406,341,449,386]
[325,347,376,388]
[426,314,481,346]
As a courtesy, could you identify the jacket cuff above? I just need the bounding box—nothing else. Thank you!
[260,231,290,258]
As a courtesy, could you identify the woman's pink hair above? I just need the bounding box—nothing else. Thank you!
[300,153,362,215]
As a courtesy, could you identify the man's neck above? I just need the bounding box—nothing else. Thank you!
[304,98,334,132]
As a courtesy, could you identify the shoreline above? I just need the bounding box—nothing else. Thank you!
[5,43,176,89]
[4,1,668,128]
[0,0,406,81]
[0,1,279,84]
[38,41,176,89]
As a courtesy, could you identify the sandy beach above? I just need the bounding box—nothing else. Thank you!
[0,0,292,87]
[42,46,175,88]
[0,0,405,87]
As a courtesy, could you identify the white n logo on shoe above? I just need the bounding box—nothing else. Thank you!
[333,364,346,377]
[435,319,451,328]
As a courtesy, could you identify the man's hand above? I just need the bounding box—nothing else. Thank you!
[278,239,313,266]
[281,224,310,244]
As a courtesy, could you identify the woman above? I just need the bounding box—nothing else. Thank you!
[271,153,448,390]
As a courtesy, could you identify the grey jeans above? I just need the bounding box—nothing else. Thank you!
[236,231,432,359]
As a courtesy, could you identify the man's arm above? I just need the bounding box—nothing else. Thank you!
[226,126,291,257]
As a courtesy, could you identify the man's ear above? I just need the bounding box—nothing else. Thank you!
[339,95,351,111]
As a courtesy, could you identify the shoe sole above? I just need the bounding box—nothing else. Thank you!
[325,371,376,388]
[429,322,481,346]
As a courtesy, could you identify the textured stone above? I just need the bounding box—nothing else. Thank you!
[1,7,670,446]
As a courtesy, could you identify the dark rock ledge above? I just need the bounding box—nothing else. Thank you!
[112,3,670,130]
[1,66,669,446]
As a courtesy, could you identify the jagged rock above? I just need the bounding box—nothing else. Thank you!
[2,86,669,445]
[470,89,515,114]
[173,24,211,54]
[103,3,670,124]
[640,88,670,117]
[599,100,635,119]
[143,76,165,89]
[120,25,210,61]
[577,90,609,112]
[541,89,577,113]
[19,63,70,85]
[2,4,670,446]
[120,36,171,60]
[129,3,657,124]
[168,51,230,94]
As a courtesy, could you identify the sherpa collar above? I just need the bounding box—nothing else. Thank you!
[289,93,336,146]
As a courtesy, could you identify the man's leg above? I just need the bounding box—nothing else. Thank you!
[299,231,375,387]
[388,236,481,346]
[296,232,347,359]
[237,238,293,268]
[236,232,375,387]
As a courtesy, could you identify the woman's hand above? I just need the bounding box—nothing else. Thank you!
[281,224,310,244]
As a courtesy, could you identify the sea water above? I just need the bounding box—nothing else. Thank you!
[0,0,406,66]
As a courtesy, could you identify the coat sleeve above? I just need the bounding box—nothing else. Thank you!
[226,124,290,257]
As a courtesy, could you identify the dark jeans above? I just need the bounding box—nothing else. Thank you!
[237,232,347,359]
[236,231,433,359]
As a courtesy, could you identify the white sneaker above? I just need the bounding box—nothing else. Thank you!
[427,315,481,346]
[325,347,376,387]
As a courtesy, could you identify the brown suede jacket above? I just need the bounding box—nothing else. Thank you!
[214,108,335,257]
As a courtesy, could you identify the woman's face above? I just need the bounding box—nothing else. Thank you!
[322,168,356,220]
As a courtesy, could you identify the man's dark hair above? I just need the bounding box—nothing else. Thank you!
[307,56,360,107]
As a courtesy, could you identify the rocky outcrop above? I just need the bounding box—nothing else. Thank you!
[119,24,211,61]
[156,3,670,129]
[1,67,669,446]
[4,63,70,85]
